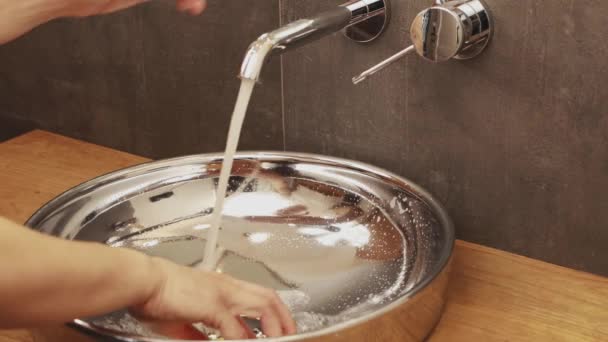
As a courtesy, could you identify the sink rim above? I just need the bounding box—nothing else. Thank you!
[26,151,455,342]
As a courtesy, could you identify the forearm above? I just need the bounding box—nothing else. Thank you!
[0,0,66,44]
[0,217,161,328]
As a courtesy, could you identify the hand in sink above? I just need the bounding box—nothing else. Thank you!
[0,217,296,340]
[132,256,297,339]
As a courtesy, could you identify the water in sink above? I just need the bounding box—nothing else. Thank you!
[93,183,411,339]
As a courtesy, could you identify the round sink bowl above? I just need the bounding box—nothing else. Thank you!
[27,152,454,341]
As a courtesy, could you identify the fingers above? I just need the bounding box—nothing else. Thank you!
[270,293,298,335]
[230,280,297,335]
[176,0,207,15]
[260,309,283,338]
[226,284,296,337]
[217,313,249,340]
[137,263,296,338]
[236,317,260,339]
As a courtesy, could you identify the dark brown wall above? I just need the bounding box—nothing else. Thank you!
[0,0,283,157]
[281,0,608,276]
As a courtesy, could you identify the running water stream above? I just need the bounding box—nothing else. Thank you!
[200,79,257,270]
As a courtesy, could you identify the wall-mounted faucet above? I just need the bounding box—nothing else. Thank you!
[239,0,390,82]
[353,0,493,84]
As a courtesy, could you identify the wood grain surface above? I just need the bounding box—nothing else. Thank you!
[1,131,607,341]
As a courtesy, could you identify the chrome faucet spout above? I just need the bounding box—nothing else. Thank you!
[239,0,389,82]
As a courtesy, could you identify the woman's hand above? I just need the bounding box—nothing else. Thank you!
[132,257,297,340]
[0,0,207,45]
[0,217,296,339]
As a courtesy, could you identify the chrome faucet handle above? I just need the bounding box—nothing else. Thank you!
[412,0,492,62]
[352,0,492,84]
[352,45,415,84]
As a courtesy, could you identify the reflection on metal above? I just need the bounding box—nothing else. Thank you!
[411,0,493,62]
[28,152,454,341]
[353,0,493,83]
[240,0,389,82]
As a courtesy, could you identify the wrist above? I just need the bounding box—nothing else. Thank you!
[125,254,176,319]
[143,257,169,306]
[120,249,166,307]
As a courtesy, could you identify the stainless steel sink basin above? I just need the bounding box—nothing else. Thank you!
[27,152,454,341]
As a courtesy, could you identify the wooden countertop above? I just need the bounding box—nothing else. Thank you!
[1,130,607,342]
